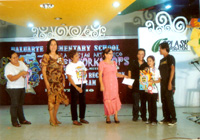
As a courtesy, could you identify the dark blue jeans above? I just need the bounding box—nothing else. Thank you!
[6,88,26,125]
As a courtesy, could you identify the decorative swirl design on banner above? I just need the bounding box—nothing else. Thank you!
[133,11,155,26]
[172,17,188,33]
[145,11,188,34]
[133,16,142,25]
[143,11,155,22]
[69,26,82,37]
[32,25,106,39]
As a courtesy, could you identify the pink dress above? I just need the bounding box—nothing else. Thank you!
[98,61,121,116]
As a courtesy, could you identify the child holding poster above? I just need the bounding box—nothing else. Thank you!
[146,55,160,125]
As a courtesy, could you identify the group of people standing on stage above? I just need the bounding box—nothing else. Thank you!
[128,46,177,126]
[4,39,177,127]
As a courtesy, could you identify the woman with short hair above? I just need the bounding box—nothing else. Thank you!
[65,50,89,126]
[4,50,31,127]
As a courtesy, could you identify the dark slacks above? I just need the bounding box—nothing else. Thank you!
[70,84,86,121]
[161,85,177,121]
[132,91,147,120]
[6,88,26,125]
[147,93,158,122]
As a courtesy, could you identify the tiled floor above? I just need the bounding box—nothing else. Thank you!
[0,104,199,140]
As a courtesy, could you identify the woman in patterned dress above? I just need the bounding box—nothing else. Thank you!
[98,48,128,124]
[41,39,69,126]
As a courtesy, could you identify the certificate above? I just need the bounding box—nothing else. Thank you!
[122,78,135,86]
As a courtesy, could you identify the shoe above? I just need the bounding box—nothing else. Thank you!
[142,118,147,122]
[168,120,177,126]
[114,118,120,124]
[106,120,111,124]
[159,119,169,124]
[50,122,58,126]
[13,123,21,127]
[151,122,157,125]
[73,121,82,126]
[106,118,111,124]
[56,121,62,124]
[132,117,138,122]
[145,120,151,124]
[49,120,58,126]
[20,120,31,125]
[80,119,89,124]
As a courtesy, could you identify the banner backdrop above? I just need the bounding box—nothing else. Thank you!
[0,39,138,105]
[138,27,200,107]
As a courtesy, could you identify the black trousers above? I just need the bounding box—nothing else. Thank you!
[132,91,147,120]
[70,84,86,121]
[147,93,158,122]
[6,88,26,125]
[161,85,177,121]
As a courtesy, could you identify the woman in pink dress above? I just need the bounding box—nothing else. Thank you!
[98,48,128,124]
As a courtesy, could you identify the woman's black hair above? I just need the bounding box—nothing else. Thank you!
[68,50,78,60]
[102,48,112,60]
[46,39,58,54]
[8,50,17,58]
[159,42,170,53]
[147,55,155,66]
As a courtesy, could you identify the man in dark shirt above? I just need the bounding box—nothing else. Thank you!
[158,42,177,126]
[128,49,148,121]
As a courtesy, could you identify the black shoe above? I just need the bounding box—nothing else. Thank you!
[106,120,111,124]
[159,119,169,124]
[142,118,147,122]
[168,120,177,126]
[132,117,138,121]
[114,118,120,124]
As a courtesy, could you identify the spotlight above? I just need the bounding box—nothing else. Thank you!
[40,3,54,9]
[113,2,120,8]
[27,23,34,28]
[165,4,172,9]
[54,17,62,20]
[93,20,100,27]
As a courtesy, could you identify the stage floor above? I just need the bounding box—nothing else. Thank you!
[0,104,199,140]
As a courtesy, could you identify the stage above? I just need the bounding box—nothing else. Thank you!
[0,104,199,140]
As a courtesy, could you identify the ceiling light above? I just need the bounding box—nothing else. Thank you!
[40,3,54,9]
[118,12,121,15]
[55,17,62,20]
[61,23,66,26]
[113,2,120,8]
[27,23,34,28]
[165,4,172,9]
[93,20,100,27]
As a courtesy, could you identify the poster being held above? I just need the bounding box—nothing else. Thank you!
[139,69,152,92]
